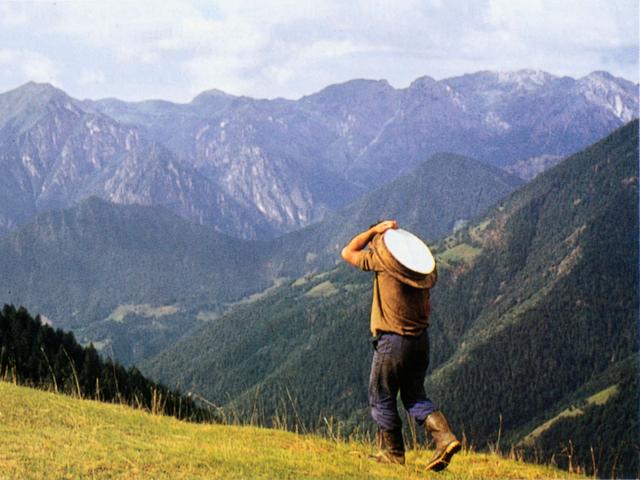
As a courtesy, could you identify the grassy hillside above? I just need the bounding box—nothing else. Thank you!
[0,382,584,479]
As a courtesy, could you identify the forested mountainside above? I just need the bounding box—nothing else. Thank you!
[1,70,636,238]
[144,121,638,478]
[265,152,523,276]
[515,356,638,478]
[0,304,211,422]
[423,120,638,478]
[0,197,270,363]
[0,153,521,365]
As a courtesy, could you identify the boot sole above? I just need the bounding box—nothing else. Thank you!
[425,440,461,472]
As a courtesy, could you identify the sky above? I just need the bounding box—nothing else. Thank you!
[0,0,638,102]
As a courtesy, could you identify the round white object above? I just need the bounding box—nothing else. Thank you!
[383,228,435,274]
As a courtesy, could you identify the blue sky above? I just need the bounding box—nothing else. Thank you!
[0,0,637,102]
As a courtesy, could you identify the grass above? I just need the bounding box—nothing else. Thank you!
[195,310,220,322]
[106,304,179,323]
[438,243,482,264]
[469,219,491,243]
[585,384,619,406]
[0,382,587,479]
[305,281,339,298]
[225,277,289,307]
[519,385,620,446]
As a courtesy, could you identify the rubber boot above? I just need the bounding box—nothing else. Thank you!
[424,411,461,472]
[371,429,405,465]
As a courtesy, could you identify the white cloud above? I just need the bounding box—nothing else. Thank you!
[0,3,29,27]
[488,0,634,49]
[37,1,267,62]
[79,69,106,86]
[0,0,636,100]
[0,48,60,86]
[184,54,256,97]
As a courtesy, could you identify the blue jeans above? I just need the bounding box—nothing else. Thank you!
[369,329,437,432]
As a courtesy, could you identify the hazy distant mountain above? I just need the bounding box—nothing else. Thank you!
[0,197,274,362]
[340,70,637,184]
[1,70,637,239]
[268,152,523,276]
[143,121,638,477]
[0,83,274,239]
[503,154,564,180]
[0,153,522,365]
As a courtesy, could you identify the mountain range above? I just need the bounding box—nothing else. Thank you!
[0,152,522,364]
[1,69,638,477]
[143,121,639,478]
[0,70,636,239]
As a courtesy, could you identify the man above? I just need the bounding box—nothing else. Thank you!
[341,219,461,472]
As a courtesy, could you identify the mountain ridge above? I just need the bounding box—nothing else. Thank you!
[1,69,636,239]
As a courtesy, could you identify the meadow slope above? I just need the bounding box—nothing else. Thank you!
[0,382,585,479]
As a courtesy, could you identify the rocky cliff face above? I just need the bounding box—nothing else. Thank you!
[1,70,637,239]
[0,84,274,239]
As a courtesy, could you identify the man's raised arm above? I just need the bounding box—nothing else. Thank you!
[340,220,398,267]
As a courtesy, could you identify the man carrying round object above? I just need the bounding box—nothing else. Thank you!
[341,220,461,472]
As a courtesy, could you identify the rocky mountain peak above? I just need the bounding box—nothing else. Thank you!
[190,89,238,113]
[302,78,394,107]
[576,71,638,122]
[0,81,79,131]
[5,82,72,109]
[584,70,617,81]
[496,69,555,88]
[407,75,438,90]
[13,81,66,97]
[579,70,635,90]
[442,69,556,92]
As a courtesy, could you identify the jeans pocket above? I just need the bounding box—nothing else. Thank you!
[374,333,394,354]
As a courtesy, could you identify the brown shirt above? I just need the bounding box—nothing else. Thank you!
[355,249,437,336]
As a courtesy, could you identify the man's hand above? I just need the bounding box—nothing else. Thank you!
[341,220,398,267]
[372,220,398,235]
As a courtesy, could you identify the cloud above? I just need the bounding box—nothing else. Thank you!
[0,3,29,27]
[0,48,60,86]
[0,0,636,100]
[36,1,267,62]
[79,69,106,87]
